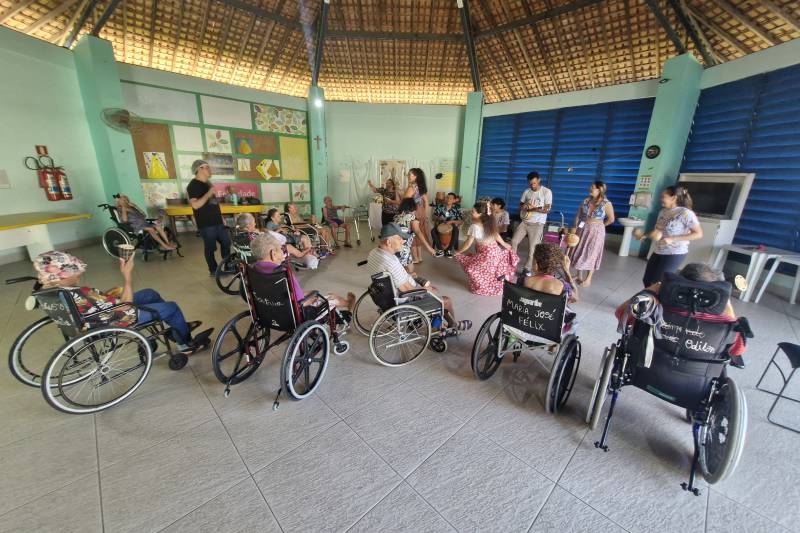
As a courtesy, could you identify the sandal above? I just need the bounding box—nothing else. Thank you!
[456,320,473,332]
[344,243,352,248]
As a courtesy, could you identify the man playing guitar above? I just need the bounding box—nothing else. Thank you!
[511,171,553,276]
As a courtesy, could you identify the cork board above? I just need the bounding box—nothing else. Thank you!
[131,122,177,179]
[234,132,278,157]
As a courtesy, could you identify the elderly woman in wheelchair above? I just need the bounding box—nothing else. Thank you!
[99,195,181,262]
[587,263,753,494]
[16,251,211,414]
[211,234,353,406]
[471,243,582,414]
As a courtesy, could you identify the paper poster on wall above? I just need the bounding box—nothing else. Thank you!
[260,182,291,204]
[200,95,252,129]
[204,128,231,153]
[202,153,235,179]
[177,154,199,178]
[297,203,311,216]
[437,158,457,191]
[279,136,310,181]
[234,131,277,157]
[131,122,177,179]
[141,182,179,208]
[237,158,251,172]
[253,104,307,136]
[291,182,310,202]
[143,152,170,179]
[172,125,204,152]
[212,182,259,200]
[379,160,407,184]
[256,159,281,180]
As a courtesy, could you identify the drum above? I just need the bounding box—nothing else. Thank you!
[437,223,453,249]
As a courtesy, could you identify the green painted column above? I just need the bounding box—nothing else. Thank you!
[457,91,484,208]
[72,36,145,207]
[307,85,328,216]
[627,53,703,255]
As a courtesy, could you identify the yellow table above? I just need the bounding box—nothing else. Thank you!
[164,204,264,233]
[0,212,92,259]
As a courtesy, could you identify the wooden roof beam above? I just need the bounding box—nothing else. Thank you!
[311,0,329,85]
[715,0,776,46]
[684,3,750,56]
[214,0,301,30]
[645,0,687,55]
[761,0,800,33]
[25,0,80,36]
[62,0,102,48]
[457,0,481,92]
[325,30,463,42]
[0,0,38,25]
[666,0,716,66]
[89,0,123,36]
[475,0,603,40]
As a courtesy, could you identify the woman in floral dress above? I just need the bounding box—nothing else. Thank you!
[569,180,615,287]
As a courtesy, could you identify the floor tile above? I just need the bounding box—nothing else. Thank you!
[345,382,463,477]
[255,422,400,532]
[407,426,553,532]
[100,418,248,533]
[706,489,789,533]
[0,474,101,533]
[348,482,455,533]
[161,477,280,533]
[0,388,75,449]
[528,485,626,533]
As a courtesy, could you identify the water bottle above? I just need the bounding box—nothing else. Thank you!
[431,316,442,330]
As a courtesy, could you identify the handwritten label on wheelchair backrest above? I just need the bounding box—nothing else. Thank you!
[657,318,729,356]
[38,299,73,327]
[504,295,561,342]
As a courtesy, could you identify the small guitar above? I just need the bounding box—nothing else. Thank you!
[520,200,539,221]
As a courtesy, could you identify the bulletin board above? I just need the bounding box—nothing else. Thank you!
[131,122,177,179]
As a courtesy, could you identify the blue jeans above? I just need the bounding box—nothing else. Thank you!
[199,224,232,274]
[642,253,687,287]
[134,289,190,344]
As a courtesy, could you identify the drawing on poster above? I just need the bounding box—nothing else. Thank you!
[253,104,307,135]
[279,136,310,180]
[378,160,407,185]
[144,152,170,179]
[204,128,231,153]
[236,137,253,155]
[202,153,235,179]
[291,182,310,202]
[437,158,457,191]
[260,182,291,203]
[256,159,281,180]
[237,158,251,172]
[297,203,311,216]
[141,182,179,208]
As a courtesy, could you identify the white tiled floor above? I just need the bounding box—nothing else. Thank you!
[0,232,798,533]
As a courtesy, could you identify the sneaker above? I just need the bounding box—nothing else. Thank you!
[521,268,532,277]
[434,250,444,258]
[445,250,453,258]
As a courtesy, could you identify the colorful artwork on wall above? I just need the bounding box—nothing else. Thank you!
[297,203,311,216]
[204,128,231,153]
[379,159,407,184]
[141,182,179,208]
[260,182,291,204]
[212,182,260,200]
[233,131,277,156]
[279,137,310,181]
[202,153,235,179]
[253,104,307,136]
[291,182,311,202]
[256,159,281,180]
[143,152,170,179]
[437,158,457,191]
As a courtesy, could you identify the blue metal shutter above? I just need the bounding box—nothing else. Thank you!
[511,110,559,214]
[475,115,515,205]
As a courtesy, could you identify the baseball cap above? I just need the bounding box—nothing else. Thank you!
[379,223,411,241]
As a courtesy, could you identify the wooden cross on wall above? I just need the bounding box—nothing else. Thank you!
[313,135,322,150]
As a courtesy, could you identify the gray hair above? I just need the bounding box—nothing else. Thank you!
[250,234,282,261]
[236,213,255,229]
[679,263,723,282]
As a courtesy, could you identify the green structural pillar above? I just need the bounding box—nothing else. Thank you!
[307,85,328,216]
[627,53,703,255]
[72,36,144,207]
[457,91,484,208]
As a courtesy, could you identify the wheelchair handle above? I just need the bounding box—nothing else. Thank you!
[6,276,38,285]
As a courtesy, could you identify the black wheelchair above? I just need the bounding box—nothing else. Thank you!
[282,212,335,256]
[99,202,182,261]
[471,280,582,414]
[365,270,463,366]
[211,259,352,407]
[586,272,753,494]
[214,230,254,295]
[6,276,196,414]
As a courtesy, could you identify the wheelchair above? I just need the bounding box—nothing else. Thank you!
[215,230,254,295]
[211,258,352,407]
[586,272,753,494]
[99,203,182,261]
[282,212,335,255]
[470,280,582,414]
[6,277,196,414]
[365,271,463,367]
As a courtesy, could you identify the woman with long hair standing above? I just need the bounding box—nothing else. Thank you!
[569,180,615,287]
[394,198,442,284]
[403,168,430,264]
[637,185,703,287]
[454,201,519,296]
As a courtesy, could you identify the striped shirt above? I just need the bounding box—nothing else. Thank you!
[367,247,417,290]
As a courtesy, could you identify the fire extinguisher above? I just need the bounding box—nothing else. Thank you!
[44,171,62,201]
[54,167,73,200]
[24,154,55,189]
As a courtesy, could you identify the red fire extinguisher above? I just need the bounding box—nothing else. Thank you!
[24,155,55,189]
[44,171,62,201]
[54,167,73,200]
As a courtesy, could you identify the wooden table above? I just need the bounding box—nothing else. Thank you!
[164,204,264,233]
[0,212,92,259]
[712,244,784,303]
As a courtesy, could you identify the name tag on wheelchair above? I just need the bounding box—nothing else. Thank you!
[656,313,734,360]
[501,283,565,344]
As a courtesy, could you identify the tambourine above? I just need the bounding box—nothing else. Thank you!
[566,233,580,247]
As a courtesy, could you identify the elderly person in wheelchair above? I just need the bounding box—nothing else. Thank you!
[116,194,177,251]
[587,263,753,495]
[28,251,211,413]
[470,242,583,414]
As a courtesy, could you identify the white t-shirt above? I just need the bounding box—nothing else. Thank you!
[367,247,417,290]
[268,230,287,246]
[520,186,552,224]
[468,223,496,244]
[654,207,699,256]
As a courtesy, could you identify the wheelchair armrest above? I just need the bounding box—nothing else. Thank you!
[299,290,325,307]
[398,288,428,299]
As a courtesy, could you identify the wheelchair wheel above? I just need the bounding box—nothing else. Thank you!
[430,337,447,353]
[282,322,330,400]
[545,335,581,414]
[470,313,503,380]
[699,377,747,484]
[102,227,132,257]
[369,304,431,367]
[587,344,615,430]
[8,317,77,387]
[168,354,188,370]
[215,256,242,296]
[41,327,153,414]
[353,290,381,336]
[211,311,269,385]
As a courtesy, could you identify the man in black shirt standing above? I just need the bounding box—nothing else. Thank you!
[187,159,231,275]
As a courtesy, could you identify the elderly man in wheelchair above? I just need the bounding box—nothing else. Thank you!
[99,195,181,261]
[24,251,211,414]
[364,223,472,367]
[587,263,753,495]
[211,234,353,406]
[470,243,582,414]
